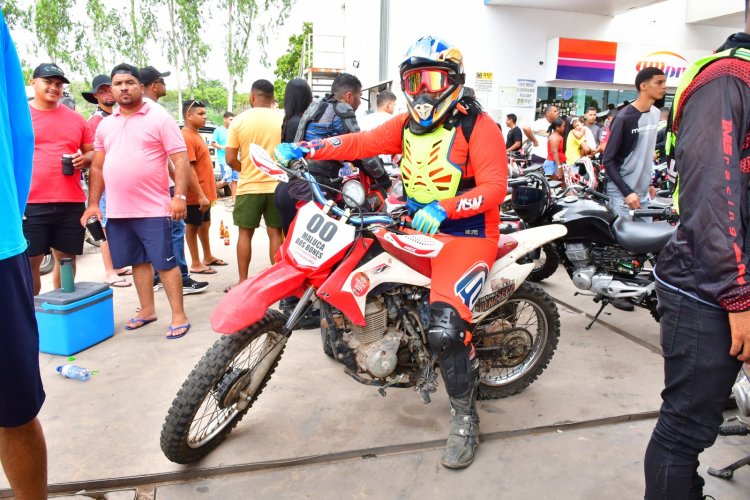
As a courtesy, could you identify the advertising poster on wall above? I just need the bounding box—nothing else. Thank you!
[516,79,536,107]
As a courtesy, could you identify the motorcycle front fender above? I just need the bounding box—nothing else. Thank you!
[210,260,307,334]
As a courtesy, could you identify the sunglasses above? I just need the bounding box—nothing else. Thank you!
[185,100,206,113]
[401,68,464,95]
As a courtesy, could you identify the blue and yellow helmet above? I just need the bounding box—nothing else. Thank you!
[399,36,465,132]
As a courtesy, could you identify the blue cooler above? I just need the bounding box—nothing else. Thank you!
[34,282,114,356]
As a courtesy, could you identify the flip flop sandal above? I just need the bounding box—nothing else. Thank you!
[166,323,191,339]
[190,267,217,275]
[204,259,229,266]
[107,278,132,288]
[125,317,157,330]
[117,269,133,276]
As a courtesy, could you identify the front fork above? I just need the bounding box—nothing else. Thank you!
[283,286,318,333]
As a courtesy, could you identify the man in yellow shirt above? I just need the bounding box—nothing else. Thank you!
[226,80,283,288]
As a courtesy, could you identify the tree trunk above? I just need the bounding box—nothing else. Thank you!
[167,0,183,116]
[226,0,235,112]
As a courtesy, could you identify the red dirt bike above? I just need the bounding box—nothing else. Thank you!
[160,144,567,464]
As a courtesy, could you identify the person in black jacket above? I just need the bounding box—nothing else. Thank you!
[644,9,750,498]
[275,78,313,234]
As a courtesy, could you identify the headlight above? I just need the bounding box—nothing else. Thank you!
[341,180,366,208]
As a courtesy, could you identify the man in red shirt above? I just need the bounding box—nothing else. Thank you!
[24,63,94,295]
[181,100,223,274]
[82,74,132,288]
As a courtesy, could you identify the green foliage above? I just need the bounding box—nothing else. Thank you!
[273,21,311,103]
[224,0,294,110]
[2,0,32,29]
[82,0,120,76]
[33,0,85,69]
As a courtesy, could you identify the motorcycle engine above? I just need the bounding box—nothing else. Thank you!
[565,242,596,290]
[343,297,404,379]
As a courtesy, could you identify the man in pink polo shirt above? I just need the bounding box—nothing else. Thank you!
[81,64,192,339]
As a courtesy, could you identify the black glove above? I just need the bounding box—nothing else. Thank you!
[374,173,392,192]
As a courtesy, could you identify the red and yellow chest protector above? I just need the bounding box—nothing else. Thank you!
[400,126,465,204]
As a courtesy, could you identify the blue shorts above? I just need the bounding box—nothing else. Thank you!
[106,217,178,271]
[220,164,240,183]
[542,160,559,176]
[0,252,45,427]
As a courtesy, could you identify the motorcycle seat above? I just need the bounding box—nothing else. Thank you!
[612,218,675,254]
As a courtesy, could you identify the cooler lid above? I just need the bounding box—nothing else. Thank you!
[34,282,111,308]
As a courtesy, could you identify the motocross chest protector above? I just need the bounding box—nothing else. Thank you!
[401,125,465,205]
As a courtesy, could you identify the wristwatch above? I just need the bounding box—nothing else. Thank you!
[175,194,187,201]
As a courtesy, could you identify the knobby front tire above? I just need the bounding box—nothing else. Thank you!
[160,310,288,464]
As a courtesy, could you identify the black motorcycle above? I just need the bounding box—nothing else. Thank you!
[509,172,678,328]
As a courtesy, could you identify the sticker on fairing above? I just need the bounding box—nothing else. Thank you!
[473,277,515,312]
[351,272,370,297]
[454,262,489,309]
[383,232,443,257]
[289,202,355,268]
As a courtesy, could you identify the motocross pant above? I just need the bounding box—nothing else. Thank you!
[427,236,498,398]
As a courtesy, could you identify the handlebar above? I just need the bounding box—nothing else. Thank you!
[288,159,394,227]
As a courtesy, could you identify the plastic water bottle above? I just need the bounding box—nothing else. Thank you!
[57,364,90,381]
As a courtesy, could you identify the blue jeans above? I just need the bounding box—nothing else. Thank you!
[606,185,650,219]
[644,284,742,499]
[155,187,188,282]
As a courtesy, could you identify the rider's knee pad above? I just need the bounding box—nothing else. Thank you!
[428,302,478,398]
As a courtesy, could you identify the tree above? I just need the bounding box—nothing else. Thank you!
[273,21,312,104]
[81,0,121,76]
[2,0,32,29]
[223,0,294,112]
[164,0,209,110]
[32,0,85,70]
[119,0,157,68]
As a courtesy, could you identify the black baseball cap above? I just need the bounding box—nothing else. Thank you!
[111,63,141,82]
[32,63,70,84]
[81,75,112,104]
[140,66,171,86]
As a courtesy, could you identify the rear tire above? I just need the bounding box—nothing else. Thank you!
[527,243,559,282]
[472,282,560,399]
[160,310,288,464]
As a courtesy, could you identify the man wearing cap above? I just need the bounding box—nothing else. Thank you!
[82,75,132,288]
[140,66,170,104]
[24,62,94,295]
[141,65,209,296]
[82,63,193,339]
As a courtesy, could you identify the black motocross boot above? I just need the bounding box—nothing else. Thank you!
[441,370,480,469]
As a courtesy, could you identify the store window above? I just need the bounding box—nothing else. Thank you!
[534,86,674,119]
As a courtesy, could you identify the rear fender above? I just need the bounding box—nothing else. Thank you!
[210,260,307,334]
[471,262,534,323]
[494,225,566,270]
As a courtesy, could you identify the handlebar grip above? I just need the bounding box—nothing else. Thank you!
[508,177,530,187]
[586,188,610,202]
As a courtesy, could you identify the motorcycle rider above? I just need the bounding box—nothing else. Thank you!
[274,36,507,468]
[279,73,392,213]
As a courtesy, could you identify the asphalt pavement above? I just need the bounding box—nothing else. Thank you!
[2,202,748,499]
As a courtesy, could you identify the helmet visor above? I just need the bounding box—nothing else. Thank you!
[402,68,450,95]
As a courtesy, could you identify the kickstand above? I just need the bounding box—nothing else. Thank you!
[708,453,750,480]
[586,299,609,330]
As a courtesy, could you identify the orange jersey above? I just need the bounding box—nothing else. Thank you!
[307,111,508,241]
